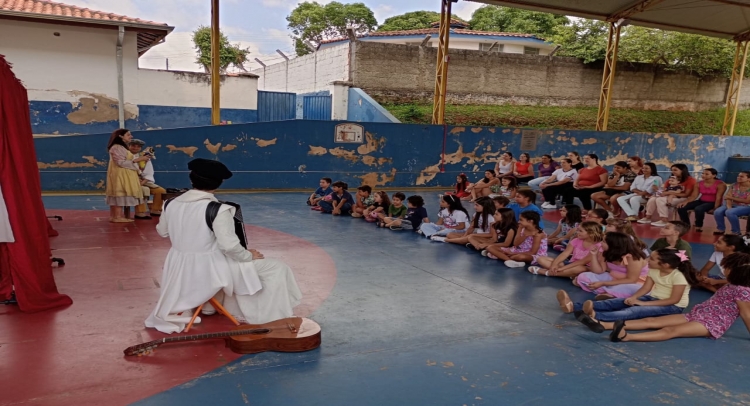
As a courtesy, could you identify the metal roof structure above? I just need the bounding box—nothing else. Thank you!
[467,0,750,40]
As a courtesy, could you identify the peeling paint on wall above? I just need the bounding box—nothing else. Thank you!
[655,133,677,152]
[581,138,597,145]
[356,132,386,154]
[415,140,501,185]
[204,139,222,154]
[328,147,360,162]
[450,127,465,135]
[95,179,105,189]
[471,127,482,133]
[359,168,397,187]
[67,93,138,124]
[308,146,328,155]
[37,155,105,169]
[251,137,277,147]
[166,145,199,157]
[221,144,238,152]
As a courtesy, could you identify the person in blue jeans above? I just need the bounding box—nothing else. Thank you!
[318,181,353,215]
[713,171,750,235]
[556,248,699,332]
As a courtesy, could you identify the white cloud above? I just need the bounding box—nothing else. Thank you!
[373,4,396,22]
[453,2,483,21]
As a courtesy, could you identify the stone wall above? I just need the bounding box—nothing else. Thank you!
[352,41,741,111]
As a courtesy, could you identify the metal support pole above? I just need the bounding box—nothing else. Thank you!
[116,26,125,128]
[211,0,221,125]
[722,40,749,136]
[595,22,622,132]
[431,0,453,125]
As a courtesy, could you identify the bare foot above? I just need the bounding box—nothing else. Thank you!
[582,300,595,319]
[556,290,573,314]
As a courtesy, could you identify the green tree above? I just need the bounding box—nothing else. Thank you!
[192,26,250,73]
[287,1,378,56]
[378,10,466,31]
[548,19,609,63]
[469,5,568,38]
[550,21,738,77]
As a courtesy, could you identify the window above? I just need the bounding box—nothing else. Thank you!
[479,43,504,53]
[524,47,540,55]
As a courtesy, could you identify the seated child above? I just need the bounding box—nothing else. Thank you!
[493,195,510,210]
[696,236,750,292]
[444,197,496,246]
[547,204,582,251]
[387,195,428,231]
[605,218,649,256]
[605,262,750,343]
[586,208,609,232]
[529,221,603,278]
[472,207,518,252]
[419,195,470,239]
[379,192,408,227]
[511,190,545,229]
[650,221,692,259]
[492,176,517,199]
[308,177,332,206]
[484,211,547,268]
[318,181,353,215]
[558,249,698,330]
[364,191,390,223]
[447,173,472,200]
[352,185,373,218]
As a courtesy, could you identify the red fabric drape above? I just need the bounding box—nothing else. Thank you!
[0,55,72,311]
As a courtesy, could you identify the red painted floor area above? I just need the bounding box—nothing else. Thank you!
[1,210,336,406]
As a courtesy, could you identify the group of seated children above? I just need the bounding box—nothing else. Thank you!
[307,178,428,231]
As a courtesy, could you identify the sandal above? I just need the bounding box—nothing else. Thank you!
[577,314,605,334]
[556,290,573,313]
[528,266,549,276]
[609,320,627,342]
[582,300,595,318]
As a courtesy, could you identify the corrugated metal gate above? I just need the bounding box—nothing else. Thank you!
[257,91,296,122]
[302,95,332,120]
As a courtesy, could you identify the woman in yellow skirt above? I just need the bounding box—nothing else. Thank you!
[106,129,149,223]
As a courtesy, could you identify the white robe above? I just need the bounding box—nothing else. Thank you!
[144,190,302,334]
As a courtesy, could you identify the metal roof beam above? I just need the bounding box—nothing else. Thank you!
[607,0,667,22]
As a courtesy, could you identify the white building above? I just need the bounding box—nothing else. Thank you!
[0,0,259,136]
[319,20,557,56]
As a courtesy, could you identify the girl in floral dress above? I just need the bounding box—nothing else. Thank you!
[609,257,750,342]
[484,211,547,268]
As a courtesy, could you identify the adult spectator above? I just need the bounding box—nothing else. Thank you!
[528,154,559,191]
[566,154,608,213]
[539,159,577,209]
[591,161,636,217]
[494,152,515,177]
[627,156,644,175]
[676,168,726,232]
[713,171,750,235]
[617,162,662,221]
[640,164,697,227]
[568,152,584,171]
[511,153,535,184]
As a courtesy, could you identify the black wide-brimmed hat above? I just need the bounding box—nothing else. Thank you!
[187,158,232,181]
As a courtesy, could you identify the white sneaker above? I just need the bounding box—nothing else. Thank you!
[481,249,488,257]
[201,302,216,316]
[541,202,556,209]
[651,221,668,227]
[637,218,652,224]
[431,236,446,242]
[504,260,526,268]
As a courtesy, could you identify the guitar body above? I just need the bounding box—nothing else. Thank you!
[228,317,321,354]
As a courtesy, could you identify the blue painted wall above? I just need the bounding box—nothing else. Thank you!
[34,121,748,192]
[347,88,400,123]
[30,101,257,135]
[296,91,330,119]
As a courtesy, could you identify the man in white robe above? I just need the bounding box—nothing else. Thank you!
[145,159,302,334]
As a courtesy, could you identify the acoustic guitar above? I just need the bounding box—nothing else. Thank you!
[124,317,321,357]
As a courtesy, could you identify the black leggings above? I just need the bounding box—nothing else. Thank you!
[566,187,604,210]
[542,183,575,205]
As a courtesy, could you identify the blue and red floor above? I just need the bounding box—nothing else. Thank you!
[2,192,749,405]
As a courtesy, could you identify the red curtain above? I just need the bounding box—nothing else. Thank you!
[0,55,72,312]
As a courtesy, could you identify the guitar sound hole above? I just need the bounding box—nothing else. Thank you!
[253,328,271,335]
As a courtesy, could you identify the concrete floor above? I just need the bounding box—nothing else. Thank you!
[3,192,749,406]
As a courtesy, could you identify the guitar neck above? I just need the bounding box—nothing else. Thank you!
[163,328,269,344]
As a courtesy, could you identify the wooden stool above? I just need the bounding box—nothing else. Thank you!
[184,297,240,332]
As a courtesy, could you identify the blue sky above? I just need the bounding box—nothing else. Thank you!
[74,0,483,71]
